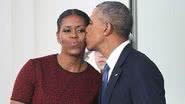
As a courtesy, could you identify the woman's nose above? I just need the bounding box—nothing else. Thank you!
[71,31,78,38]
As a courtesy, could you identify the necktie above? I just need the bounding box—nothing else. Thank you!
[101,63,110,103]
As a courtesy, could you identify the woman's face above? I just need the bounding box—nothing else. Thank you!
[57,15,87,56]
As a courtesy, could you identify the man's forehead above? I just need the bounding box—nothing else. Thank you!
[92,7,99,15]
[90,8,98,20]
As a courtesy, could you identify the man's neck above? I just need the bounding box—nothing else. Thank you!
[99,36,127,58]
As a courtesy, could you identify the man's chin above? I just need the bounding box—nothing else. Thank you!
[86,44,97,52]
[86,46,93,51]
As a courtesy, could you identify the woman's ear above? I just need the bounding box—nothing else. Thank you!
[56,32,61,44]
[103,23,112,36]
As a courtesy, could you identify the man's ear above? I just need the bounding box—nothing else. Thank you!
[103,23,112,36]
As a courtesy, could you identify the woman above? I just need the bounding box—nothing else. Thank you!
[11,9,101,104]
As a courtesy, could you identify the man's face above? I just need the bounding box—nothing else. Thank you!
[86,8,105,51]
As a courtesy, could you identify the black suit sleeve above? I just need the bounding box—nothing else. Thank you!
[129,57,166,104]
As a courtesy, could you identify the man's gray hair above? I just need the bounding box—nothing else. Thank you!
[96,1,133,38]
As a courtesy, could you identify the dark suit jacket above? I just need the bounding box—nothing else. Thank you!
[100,44,166,104]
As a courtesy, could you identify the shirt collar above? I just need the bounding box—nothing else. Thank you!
[106,40,130,80]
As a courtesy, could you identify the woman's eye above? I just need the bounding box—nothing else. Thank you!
[63,29,71,32]
[77,29,85,33]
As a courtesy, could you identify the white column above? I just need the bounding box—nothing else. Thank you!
[12,0,35,76]
[137,0,185,103]
[0,0,12,103]
[11,0,36,103]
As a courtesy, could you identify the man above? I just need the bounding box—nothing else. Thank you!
[86,1,166,104]
[95,51,107,73]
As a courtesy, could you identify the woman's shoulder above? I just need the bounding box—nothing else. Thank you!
[31,54,57,62]
[18,54,55,73]
[30,53,58,69]
[21,54,58,72]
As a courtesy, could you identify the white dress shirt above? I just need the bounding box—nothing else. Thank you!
[106,40,130,81]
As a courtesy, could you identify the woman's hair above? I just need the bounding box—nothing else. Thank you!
[57,9,90,33]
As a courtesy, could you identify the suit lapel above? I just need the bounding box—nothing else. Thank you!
[104,44,133,104]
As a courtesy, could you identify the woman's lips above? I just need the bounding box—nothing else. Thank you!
[71,41,80,47]
[71,42,77,45]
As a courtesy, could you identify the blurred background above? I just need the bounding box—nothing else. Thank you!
[0,0,185,103]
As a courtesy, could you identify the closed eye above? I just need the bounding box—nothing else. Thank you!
[63,29,71,32]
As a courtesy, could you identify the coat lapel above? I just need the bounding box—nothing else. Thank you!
[104,44,133,104]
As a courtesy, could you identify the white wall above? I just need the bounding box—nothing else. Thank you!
[137,0,185,103]
[12,0,36,82]
[35,0,59,57]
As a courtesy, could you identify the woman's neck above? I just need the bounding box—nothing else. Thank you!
[57,52,86,73]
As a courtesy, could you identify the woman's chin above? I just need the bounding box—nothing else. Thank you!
[69,50,84,56]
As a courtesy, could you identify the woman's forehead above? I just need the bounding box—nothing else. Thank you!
[61,25,86,29]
